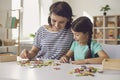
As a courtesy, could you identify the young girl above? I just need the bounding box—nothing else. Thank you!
[60,16,109,64]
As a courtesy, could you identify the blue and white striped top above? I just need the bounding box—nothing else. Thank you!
[33,25,73,59]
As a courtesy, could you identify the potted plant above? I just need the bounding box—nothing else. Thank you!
[100,4,111,16]
[29,33,35,40]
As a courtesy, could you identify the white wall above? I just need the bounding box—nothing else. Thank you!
[67,0,120,20]
[40,0,53,25]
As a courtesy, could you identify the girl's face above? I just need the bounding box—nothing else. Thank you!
[71,29,88,44]
[50,13,68,31]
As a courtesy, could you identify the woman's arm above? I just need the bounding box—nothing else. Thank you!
[28,46,39,59]
[60,50,73,63]
[20,46,39,59]
[71,50,109,64]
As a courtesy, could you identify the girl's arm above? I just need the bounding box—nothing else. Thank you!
[71,50,109,64]
[60,50,73,63]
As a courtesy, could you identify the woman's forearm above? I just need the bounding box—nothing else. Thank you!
[28,46,39,59]
[28,50,37,59]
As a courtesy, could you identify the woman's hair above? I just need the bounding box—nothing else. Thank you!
[71,16,93,58]
[48,1,73,29]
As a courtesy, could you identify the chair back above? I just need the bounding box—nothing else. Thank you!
[102,44,120,58]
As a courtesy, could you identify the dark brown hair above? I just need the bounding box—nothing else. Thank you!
[71,16,93,58]
[48,1,73,29]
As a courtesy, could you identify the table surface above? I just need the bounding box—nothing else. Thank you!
[0,61,120,80]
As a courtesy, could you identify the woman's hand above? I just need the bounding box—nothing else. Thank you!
[60,55,69,63]
[19,49,30,59]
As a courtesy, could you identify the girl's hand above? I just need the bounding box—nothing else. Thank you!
[71,59,88,64]
[19,49,29,59]
[60,55,69,63]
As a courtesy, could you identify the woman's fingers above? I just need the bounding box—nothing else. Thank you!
[60,56,69,63]
[20,49,29,59]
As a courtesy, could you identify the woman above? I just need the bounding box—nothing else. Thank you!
[60,16,109,64]
[20,1,73,60]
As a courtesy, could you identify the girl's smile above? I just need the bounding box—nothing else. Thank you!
[71,29,88,45]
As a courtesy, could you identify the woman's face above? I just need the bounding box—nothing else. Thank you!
[71,29,88,44]
[50,13,68,31]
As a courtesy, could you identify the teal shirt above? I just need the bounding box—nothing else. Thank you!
[70,40,102,60]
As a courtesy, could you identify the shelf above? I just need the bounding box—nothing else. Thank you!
[0,9,21,57]
[93,15,120,44]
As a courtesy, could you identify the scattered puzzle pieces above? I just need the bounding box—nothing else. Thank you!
[17,59,61,68]
[68,65,103,76]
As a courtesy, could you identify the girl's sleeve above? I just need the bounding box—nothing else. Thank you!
[70,41,75,52]
[92,42,103,54]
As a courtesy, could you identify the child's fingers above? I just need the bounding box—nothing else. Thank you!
[71,61,78,64]
[71,60,84,64]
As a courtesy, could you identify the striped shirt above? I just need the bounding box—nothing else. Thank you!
[33,25,73,59]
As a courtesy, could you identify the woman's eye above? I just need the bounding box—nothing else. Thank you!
[51,19,56,22]
[76,34,79,36]
[59,21,64,24]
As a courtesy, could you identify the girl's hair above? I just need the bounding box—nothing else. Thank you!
[71,16,93,58]
[48,1,73,29]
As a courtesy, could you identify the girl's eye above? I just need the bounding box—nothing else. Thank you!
[74,34,79,37]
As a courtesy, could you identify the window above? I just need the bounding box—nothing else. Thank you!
[12,0,54,41]
[12,0,40,40]
[11,0,21,40]
[22,0,40,40]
